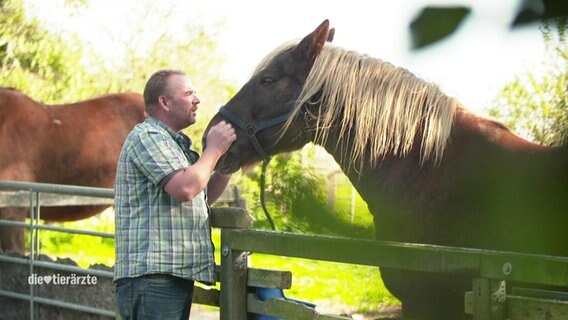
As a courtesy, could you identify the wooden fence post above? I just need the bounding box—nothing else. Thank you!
[220,229,249,320]
[472,278,505,320]
[211,207,252,320]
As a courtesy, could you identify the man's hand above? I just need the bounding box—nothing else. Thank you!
[205,121,236,156]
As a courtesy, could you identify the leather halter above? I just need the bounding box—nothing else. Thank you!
[217,105,312,231]
[218,106,293,162]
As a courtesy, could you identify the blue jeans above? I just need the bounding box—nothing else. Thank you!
[115,274,195,320]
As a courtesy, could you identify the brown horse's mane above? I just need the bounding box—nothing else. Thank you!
[253,41,460,168]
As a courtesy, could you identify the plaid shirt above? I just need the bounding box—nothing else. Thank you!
[114,117,216,284]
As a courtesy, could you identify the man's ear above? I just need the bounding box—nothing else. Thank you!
[158,96,170,111]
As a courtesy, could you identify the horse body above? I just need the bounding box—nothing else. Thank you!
[334,109,567,318]
[0,88,145,252]
[347,108,565,252]
[204,20,567,319]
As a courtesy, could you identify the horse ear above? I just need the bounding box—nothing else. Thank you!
[293,19,330,66]
[327,28,335,42]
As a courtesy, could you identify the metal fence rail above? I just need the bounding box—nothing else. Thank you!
[0,180,116,319]
[0,180,114,198]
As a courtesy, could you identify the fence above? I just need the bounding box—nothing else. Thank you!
[0,180,116,319]
[1,180,567,319]
[220,228,568,319]
[0,180,248,319]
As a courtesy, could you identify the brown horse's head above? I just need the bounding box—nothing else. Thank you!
[204,20,334,174]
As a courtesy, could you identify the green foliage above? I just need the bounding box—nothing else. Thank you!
[410,6,471,49]
[489,18,568,146]
[332,174,375,230]
[236,150,373,238]
[0,0,88,101]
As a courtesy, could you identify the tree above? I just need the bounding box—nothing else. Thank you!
[489,18,567,146]
[0,0,89,102]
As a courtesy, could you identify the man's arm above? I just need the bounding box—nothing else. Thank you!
[163,121,235,202]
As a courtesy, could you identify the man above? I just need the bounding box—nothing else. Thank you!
[114,69,236,319]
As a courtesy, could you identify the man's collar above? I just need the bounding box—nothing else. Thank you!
[147,117,193,148]
[147,117,177,138]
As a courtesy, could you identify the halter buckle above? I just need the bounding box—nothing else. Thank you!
[245,125,257,137]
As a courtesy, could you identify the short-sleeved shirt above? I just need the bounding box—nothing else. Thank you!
[114,117,216,284]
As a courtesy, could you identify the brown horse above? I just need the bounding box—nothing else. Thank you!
[204,20,568,319]
[0,88,145,253]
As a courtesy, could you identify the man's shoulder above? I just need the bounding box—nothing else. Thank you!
[137,118,170,134]
[121,123,169,155]
[128,119,171,141]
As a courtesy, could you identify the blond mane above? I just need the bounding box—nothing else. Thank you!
[253,41,459,168]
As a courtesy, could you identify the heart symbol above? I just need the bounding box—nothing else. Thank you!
[43,275,52,284]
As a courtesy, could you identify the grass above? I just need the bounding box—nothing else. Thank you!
[248,253,398,312]
[208,228,398,313]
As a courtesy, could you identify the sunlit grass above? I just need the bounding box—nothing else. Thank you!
[249,253,398,312]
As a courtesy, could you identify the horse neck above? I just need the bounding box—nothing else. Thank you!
[316,125,424,199]
[454,108,553,152]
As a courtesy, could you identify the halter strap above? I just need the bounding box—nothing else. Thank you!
[217,105,313,231]
[218,106,293,162]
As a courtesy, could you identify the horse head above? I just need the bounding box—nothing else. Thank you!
[204,20,334,174]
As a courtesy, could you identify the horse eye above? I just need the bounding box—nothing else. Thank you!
[260,77,274,86]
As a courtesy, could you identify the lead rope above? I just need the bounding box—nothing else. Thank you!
[259,159,276,230]
[258,106,314,232]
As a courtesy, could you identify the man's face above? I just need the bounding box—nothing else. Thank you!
[164,74,200,129]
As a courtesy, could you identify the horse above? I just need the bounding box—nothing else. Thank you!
[0,88,145,253]
[204,20,568,319]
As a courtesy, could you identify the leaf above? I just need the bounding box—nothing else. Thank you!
[512,0,568,26]
[409,6,471,49]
